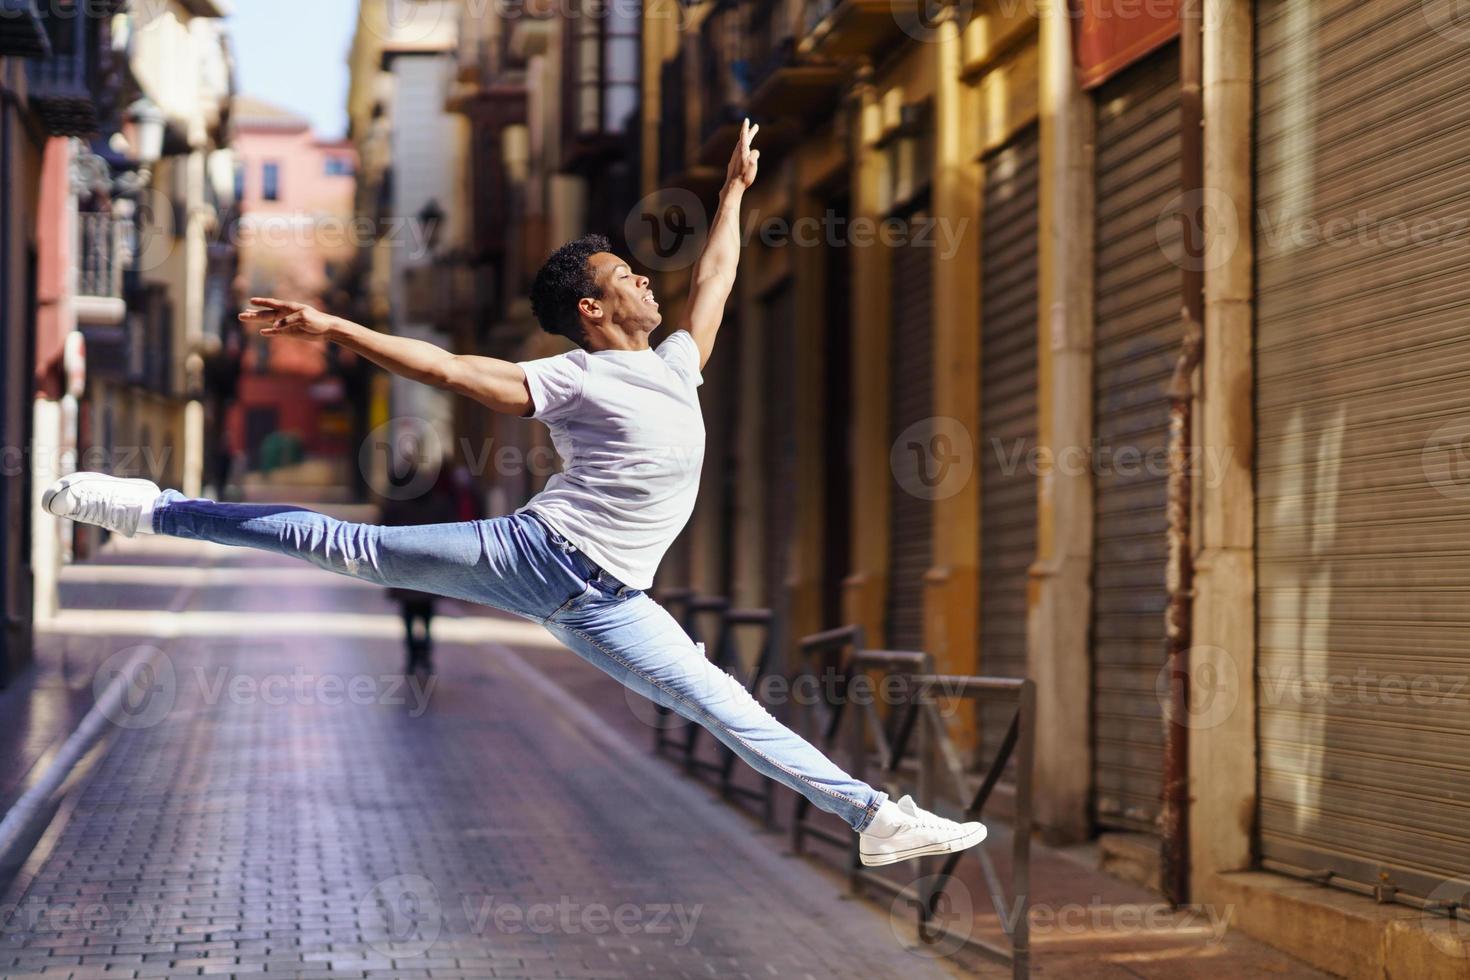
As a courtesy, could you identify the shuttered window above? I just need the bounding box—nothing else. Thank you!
[980,126,1040,765]
[886,208,935,652]
[1255,0,1470,901]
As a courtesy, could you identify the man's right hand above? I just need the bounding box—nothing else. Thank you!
[239,297,338,338]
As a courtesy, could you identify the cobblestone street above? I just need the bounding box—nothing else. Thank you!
[1,534,961,980]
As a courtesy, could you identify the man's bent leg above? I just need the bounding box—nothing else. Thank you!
[152,490,582,620]
[545,590,886,831]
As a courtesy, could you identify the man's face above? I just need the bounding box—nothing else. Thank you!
[584,252,661,335]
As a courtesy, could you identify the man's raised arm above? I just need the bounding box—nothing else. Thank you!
[239,298,536,417]
[679,118,761,372]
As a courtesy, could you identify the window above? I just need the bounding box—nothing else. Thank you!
[262,162,281,202]
[324,156,354,177]
[572,0,640,137]
[233,163,245,201]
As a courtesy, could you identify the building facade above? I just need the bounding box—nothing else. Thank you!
[229,95,358,492]
[340,2,1470,973]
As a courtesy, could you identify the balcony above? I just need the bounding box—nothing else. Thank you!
[0,0,50,57]
[74,211,125,326]
[657,49,722,200]
[695,1,750,167]
[800,0,920,60]
[25,0,123,136]
[744,0,845,143]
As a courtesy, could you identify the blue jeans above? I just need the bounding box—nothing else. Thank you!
[152,492,885,831]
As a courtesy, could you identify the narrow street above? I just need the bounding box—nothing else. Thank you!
[2,533,961,980]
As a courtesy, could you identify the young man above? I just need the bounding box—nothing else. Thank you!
[44,121,984,868]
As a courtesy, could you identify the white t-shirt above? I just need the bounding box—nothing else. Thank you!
[514,329,706,590]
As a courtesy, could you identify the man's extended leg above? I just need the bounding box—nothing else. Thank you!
[544,589,887,831]
[103,486,586,623]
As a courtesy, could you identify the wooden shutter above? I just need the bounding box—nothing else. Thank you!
[1255,0,1470,900]
[980,126,1040,763]
[1091,45,1180,835]
[886,209,935,652]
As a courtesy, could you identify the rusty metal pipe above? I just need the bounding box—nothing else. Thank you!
[1162,0,1206,909]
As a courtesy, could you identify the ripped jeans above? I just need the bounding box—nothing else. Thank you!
[152,492,886,830]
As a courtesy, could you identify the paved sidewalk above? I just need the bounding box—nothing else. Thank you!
[1,536,962,980]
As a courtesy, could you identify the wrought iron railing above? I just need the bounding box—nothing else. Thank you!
[75,211,121,299]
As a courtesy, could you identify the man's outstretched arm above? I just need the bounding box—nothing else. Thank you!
[239,298,536,417]
[680,118,760,372]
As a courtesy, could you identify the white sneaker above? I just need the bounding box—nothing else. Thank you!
[42,472,161,537]
[859,794,987,867]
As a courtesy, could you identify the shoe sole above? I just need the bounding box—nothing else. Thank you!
[859,824,988,868]
[42,474,159,521]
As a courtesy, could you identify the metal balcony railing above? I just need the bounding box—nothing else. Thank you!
[746,0,797,94]
[76,211,122,299]
[25,1,105,134]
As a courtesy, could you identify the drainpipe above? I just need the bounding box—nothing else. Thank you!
[1162,0,1205,908]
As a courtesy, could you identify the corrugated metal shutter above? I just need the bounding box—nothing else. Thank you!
[761,281,798,628]
[1091,45,1180,835]
[980,126,1040,764]
[887,210,935,652]
[1255,0,1470,900]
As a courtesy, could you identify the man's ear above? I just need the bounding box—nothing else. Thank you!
[577,297,602,321]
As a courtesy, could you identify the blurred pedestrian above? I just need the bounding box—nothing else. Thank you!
[379,456,461,674]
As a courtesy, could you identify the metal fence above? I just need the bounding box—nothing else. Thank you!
[650,590,1036,977]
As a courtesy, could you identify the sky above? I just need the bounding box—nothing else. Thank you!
[226,0,360,140]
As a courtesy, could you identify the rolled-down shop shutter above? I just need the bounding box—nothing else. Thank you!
[886,210,935,653]
[1255,0,1470,900]
[979,126,1040,764]
[1090,44,1180,835]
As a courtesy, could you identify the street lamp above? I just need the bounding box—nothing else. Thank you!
[126,97,165,183]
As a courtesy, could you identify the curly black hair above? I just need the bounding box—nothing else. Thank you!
[529,234,611,349]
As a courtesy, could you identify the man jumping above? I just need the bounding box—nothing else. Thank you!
[43,120,984,869]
